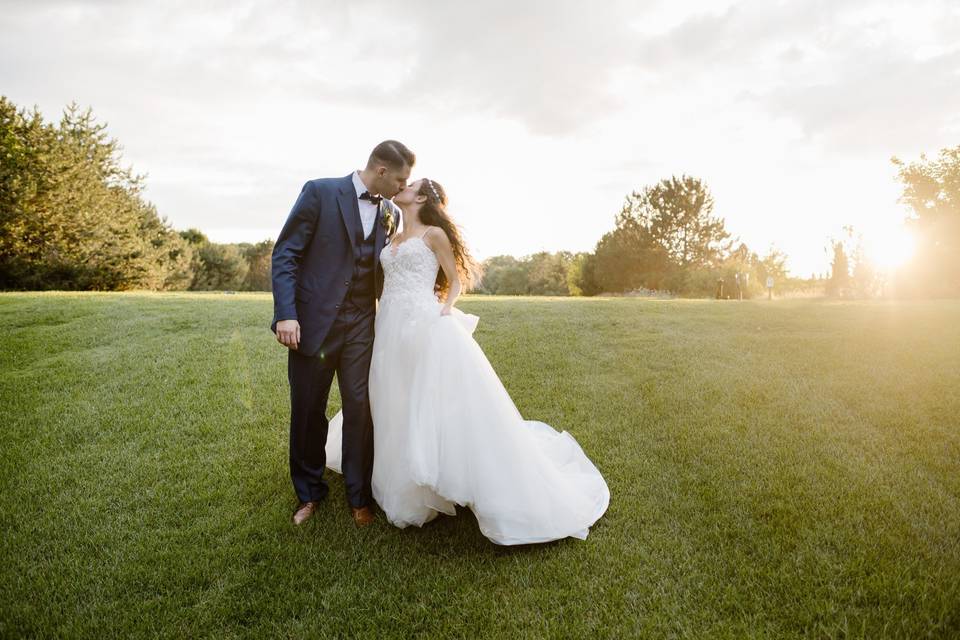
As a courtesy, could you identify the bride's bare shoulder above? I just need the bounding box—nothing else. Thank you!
[422,226,449,247]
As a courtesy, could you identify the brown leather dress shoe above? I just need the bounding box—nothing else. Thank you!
[292,500,320,525]
[351,506,375,528]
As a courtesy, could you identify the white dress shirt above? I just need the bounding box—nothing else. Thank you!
[352,171,377,240]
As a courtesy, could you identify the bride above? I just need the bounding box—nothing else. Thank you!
[326,178,609,545]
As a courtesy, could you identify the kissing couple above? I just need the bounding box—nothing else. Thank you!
[270,140,609,545]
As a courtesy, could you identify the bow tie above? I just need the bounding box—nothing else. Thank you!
[359,191,382,206]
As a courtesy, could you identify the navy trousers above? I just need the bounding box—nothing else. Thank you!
[287,301,375,508]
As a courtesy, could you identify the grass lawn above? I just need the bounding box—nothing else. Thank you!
[1,292,958,639]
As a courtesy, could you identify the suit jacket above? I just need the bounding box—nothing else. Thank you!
[270,173,401,357]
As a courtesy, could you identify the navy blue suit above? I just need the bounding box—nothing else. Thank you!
[271,174,400,507]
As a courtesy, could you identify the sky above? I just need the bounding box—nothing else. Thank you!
[2,0,958,277]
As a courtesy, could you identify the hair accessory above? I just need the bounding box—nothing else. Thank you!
[425,179,441,203]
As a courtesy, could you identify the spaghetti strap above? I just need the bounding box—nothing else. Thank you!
[419,227,431,239]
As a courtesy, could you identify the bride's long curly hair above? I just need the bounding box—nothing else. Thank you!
[416,178,483,300]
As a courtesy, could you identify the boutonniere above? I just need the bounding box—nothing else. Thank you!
[380,207,396,236]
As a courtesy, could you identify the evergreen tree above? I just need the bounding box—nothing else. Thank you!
[0,97,191,290]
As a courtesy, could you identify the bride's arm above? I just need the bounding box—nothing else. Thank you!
[426,227,461,315]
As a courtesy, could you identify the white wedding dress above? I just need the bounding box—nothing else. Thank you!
[325,229,609,545]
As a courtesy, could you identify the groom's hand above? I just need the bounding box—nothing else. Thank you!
[276,319,301,350]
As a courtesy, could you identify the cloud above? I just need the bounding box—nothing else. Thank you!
[762,49,960,153]
[8,0,956,145]
[383,0,642,134]
[628,0,960,153]
[2,0,958,277]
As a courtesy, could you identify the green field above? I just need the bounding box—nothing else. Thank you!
[1,292,958,639]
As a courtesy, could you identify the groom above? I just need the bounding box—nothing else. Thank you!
[271,140,413,527]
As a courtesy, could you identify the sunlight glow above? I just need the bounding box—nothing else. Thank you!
[864,225,916,272]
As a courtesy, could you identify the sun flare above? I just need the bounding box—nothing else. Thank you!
[864,226,915,272]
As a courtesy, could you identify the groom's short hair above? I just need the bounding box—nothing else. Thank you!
[368,140,415,170]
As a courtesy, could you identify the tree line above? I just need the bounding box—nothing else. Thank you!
[479,148,959,299]
[0,97,273,292]
[2,98,956,298]
[479,175,798,298]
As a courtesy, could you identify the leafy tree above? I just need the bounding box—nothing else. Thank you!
[623,175,731,270]
[179,228,209,246]
[893,145,960,296]
[137,202,194,290]
[565,252,590,296]
[477,255,529,295]
[755,247,789,286]
[240,239,274,291]
[588,222,669,293]
[476,252,582,296]
[572,252,602,296]
[191,243,248,291]
[581,175,731,295]
[525,251,572,296]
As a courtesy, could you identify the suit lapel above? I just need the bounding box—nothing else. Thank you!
[337,174,360,256]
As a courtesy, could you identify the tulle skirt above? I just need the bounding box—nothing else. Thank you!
[326,294,609,545]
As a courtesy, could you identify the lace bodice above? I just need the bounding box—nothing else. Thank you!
[379,234,440,311]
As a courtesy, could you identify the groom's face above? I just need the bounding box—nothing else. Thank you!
[393,180,423,206]
[374,163,412,199]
